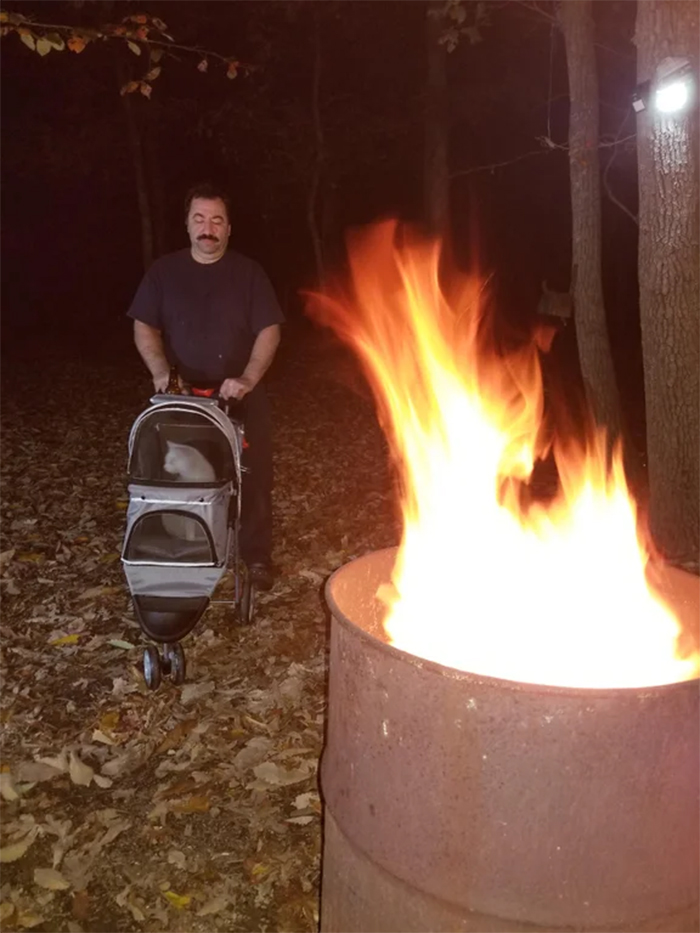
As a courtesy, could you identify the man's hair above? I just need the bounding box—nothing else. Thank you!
[184,183,231,221]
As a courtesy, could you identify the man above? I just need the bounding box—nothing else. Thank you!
[127,182,284,590]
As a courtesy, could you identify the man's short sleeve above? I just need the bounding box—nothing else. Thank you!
[127,265,162,329]
[249,263,285,335]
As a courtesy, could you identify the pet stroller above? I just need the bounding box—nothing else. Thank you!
[121,394,256,689]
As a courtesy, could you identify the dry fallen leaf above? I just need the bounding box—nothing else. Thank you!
[252,759,314,787]
[37,751,69,773]
[233,736,274,772]
[91,729,116,746]
[69,751,94,787]
[163,890,191,909]
[196,896,228,917]
[16,761,63,783]
[171,795,210,813]
[245,859,271,883]
[0,771,19,801]
[156,718,198,754]
[50,633,81,646]
[100,751,134,778]
[97,819,131,848]
[99,710,120,732]
[167,849,186,869]
[180,681,215,705]
[107,639,136,650]
[299,569,326,585]
[72,889,90,922]
[16,552,46,564]
[78,584,121,600]
[34,867,71,890]
[0,826,39,862]
[293,791,319,810]
[16,911,45,929]
[93,774,113,789]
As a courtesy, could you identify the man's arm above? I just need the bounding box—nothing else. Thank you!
[220,324,282,400]
[133,320,171,393]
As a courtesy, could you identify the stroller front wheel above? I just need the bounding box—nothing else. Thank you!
[163,642,186,685]
[143,645,162,691]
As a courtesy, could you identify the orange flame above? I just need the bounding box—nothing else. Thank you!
[310,221,699,688]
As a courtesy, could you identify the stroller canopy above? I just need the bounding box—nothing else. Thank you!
[127,396,241,484]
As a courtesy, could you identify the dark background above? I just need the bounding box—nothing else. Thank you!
[1,0,642,414]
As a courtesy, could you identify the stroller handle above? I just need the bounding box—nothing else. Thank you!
[184,387,248,420]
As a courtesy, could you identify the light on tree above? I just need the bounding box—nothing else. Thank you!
[654,76,690,113]
[632,57,694,115]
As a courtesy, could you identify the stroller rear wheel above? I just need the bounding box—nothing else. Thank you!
[143,645,162,691]
[239,576,256,626]
[163,642,186,685]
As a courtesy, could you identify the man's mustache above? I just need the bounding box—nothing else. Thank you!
[197,234,219,242]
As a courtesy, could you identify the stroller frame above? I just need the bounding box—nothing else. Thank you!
[121,394,256,689]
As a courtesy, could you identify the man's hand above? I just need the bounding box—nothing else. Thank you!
[153,370,170,393]
[219,326,281,401]
[219,376,255,400]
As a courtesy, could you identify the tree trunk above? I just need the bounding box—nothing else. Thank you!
[559,0,621,435]
[143,109,167,258]
[118,63,154,271]
[307,7,326,287]
[635,1,699,563]
[424,2,449,237]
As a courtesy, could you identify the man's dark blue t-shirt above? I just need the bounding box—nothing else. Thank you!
[127,248,284,386]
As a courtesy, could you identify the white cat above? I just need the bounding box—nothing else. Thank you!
[161,441,216,541]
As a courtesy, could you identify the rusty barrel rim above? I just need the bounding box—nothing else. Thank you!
[325,546,700,698]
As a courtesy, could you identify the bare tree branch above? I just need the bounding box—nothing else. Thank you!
[602,113,638,226]
[518,1,557,25]
[515,1,634,61]
[450,146,558,179]
[450,133,636,180]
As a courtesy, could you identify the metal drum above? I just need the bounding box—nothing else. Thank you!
[320,547,700,933]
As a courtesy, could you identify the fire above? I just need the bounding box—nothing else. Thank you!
[310,221,699,688]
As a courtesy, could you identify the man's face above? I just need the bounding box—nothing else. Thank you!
[187,197,231,257]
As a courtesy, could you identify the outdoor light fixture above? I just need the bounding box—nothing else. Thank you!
[633,57,694,115]
[632,80,650,114]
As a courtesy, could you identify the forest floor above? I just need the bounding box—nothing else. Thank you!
[0,321,398,933]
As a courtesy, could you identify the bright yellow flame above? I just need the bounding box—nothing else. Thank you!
[310,221,699,688]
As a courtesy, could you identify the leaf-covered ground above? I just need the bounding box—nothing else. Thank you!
[0,321,399,933]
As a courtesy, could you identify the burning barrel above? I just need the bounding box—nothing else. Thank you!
[320,548,700,933]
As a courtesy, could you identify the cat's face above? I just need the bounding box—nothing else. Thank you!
[163,441,187,476]
[162,441,216,482]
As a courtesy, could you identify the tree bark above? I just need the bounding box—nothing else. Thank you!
[559,0,621,437]
[635,1,699,562]
[116,57,154,271]
[143,108,167,258]
[424,2,449,237]
[307,7,326,287]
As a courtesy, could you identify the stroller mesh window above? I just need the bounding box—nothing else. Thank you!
[129,410,237,483]
[125,513,215,563]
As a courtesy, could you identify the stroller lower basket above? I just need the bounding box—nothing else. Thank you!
[132,594,209,643]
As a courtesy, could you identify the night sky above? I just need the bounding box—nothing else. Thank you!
[1,0,641,399]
